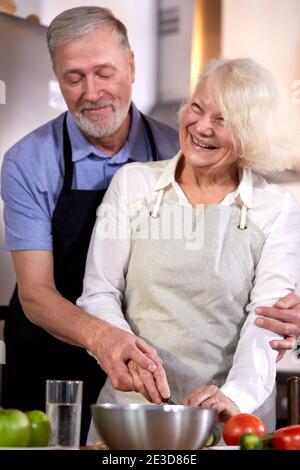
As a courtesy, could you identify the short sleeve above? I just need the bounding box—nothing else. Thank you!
[1,147,53,251]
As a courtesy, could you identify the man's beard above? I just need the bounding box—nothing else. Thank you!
[73,100,130,138]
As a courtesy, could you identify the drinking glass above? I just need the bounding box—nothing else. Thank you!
[46,379,83,449]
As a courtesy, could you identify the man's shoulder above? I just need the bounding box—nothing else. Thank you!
[145,115,178,136]
[4,112,65,163]
[144,115,180,160]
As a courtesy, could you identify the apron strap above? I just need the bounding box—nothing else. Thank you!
[150,189,165,218]
[61,112,73,192]
[238,204,248,230]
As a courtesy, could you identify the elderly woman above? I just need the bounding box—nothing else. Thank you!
[77,58,300,440]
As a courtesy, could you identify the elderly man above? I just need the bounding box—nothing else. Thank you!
[1,6,299,442]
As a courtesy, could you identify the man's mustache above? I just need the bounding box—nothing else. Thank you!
[78,100,115,112]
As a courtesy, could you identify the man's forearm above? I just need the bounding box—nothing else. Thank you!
[19,284,107,351]
[18,283,164,394]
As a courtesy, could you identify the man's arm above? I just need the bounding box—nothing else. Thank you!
[255,293,300,355]
[12,250,162,392]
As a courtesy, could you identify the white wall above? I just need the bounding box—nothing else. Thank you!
[16,0,158,113]
[222,0,300,94]
[15,0,40,17]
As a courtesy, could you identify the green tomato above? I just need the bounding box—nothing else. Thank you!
[26,410,51,447]
[0,409,30,447]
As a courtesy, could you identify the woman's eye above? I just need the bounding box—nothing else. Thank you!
[190,103,202,113]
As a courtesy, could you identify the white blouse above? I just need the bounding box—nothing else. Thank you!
[77,152,300,413]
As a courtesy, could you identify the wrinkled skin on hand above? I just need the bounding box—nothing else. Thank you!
[255,293,300,361]
[128,353,171,404]
[182,384,240,422]
[92,322,170,402]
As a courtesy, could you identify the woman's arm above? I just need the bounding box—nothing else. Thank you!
[183,192,300,418]
[220,193,300,413]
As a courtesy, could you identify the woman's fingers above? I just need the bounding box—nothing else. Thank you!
[182,385,217,407]
[127,360,151,401]
[127,352,170,404]
[146,352,170,400]
[182,385,240,421]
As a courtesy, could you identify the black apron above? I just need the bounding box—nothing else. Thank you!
[2,112,158,443]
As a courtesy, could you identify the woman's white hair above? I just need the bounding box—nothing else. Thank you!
[186,58,300,171]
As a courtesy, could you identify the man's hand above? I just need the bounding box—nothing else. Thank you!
[255,293,300,360]
[127,353,170,404]
[92,323,169,398]
[182,385,240,422]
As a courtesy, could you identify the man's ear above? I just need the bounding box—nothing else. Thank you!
[129,50,135,83]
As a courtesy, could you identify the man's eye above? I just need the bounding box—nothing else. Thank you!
[97,73,112,79]
[96,69,114,79]
[66,75,82,84]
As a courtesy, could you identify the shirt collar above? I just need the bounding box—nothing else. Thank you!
[154,151,183,191]
[66,102,148,163]
[154,151,254,208]
[235,167,254,209]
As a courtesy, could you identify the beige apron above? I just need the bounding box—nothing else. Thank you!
[88,200,276,444]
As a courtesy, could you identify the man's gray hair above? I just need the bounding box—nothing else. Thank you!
[47,6,131,64]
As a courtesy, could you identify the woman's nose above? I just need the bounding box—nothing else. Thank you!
[195,117,214,137]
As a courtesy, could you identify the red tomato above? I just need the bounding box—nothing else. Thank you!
[223,413,267,445]
[272,425,300,450]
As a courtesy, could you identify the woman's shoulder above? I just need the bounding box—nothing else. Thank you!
[119,159,170,174]
[251,169,299,203]
[110,159,172,187]
[249,169,300,224]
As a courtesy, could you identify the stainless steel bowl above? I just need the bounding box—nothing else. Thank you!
[91,403,217,450]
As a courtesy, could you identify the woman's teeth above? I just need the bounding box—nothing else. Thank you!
[191,136,216,149]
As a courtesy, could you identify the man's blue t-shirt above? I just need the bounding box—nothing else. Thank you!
[1,102,179,251]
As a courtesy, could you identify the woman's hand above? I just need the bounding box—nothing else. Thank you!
[127,353,171,404]
[255,293,300,360]
[93,323,167,392]
[182,385,240,422]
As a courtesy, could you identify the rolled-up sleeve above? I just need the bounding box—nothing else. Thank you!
[221,193,300,412]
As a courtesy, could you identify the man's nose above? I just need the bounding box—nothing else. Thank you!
[82,77,101,101]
